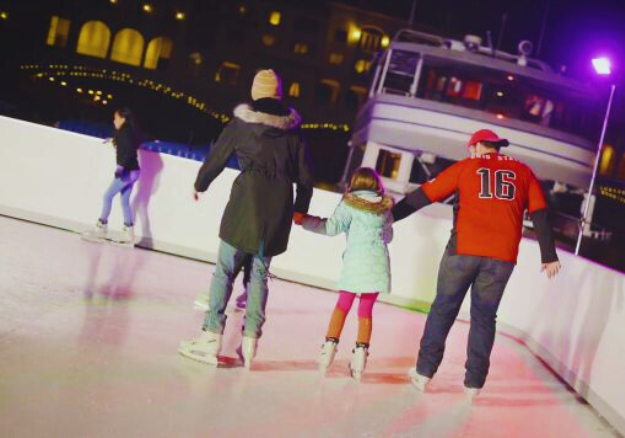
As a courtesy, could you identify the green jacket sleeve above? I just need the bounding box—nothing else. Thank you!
[194,121,237,192]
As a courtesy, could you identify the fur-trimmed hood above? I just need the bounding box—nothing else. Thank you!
[234,104,302,131]
[343,191,394,214]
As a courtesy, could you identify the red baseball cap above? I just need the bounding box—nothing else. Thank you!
[467,129,509,148]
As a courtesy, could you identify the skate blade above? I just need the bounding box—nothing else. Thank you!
[81,235,107,243]
[110,240,135,248]
[193,301,209,311]
[178,348,219,366]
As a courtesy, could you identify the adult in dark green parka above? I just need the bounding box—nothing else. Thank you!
[179,69,314,368]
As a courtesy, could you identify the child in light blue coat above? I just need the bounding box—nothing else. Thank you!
[297,167,393,380]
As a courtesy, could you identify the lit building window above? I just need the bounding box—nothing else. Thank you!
[110,28,145,67]
[189,52,202,65]
[359,27,383,53]
[215,62,240,86]
[269,11,281,26]
[239,5,247,14]
[262,34,276,47]
[354,59,371,74]
[109,0,118,4]
[76,21,111,58]
[317,79,340,105]
[600,145,616,176]
[144,37,173,70]
[289,82,300,97]
[346,86,367,109]
[175,12,185,20]
[47,16,71,48]
[293,43,308,54]
[329,53,344,65]
[143,4,153,13]
[1,11,8,20]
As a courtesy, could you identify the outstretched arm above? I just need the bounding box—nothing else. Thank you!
[194,121,237,193]
[528,172,560,278]
[302,201,351,236]
[392,188,431,222]
[392,161,464,222]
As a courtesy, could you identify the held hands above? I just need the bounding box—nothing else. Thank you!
[541,261,561,279]
[293,212,305,225]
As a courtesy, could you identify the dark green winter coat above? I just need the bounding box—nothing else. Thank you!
[194,102,314,257]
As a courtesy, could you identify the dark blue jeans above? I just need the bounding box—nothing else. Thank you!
[416,250,515,388]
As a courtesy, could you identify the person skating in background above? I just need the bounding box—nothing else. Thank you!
[393,129,561,399]
[295,167,393,380]
[82,108,141,246]
[179,69,314,369]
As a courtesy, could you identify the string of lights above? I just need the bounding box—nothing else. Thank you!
[20,64,351,132]
[599,186,625,204]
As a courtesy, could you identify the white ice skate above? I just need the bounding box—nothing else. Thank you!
[408,368,431,392]
[113,224,135,247]
[349,344,368,381]
[178,331,222,365]
[317,339,338,374]
[237,336,258,370]
[464,386,481,402]
[81,220,108,242]
[194,293,210,311]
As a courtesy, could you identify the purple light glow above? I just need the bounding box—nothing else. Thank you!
[592,57,612,75]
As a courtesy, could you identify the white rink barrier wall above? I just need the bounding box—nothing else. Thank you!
[1,115,624,433]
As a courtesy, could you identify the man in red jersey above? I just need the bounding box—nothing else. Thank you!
[393,129,561,398]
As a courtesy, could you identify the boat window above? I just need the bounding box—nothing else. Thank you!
[413,57,599,141]
[376,149,401,179]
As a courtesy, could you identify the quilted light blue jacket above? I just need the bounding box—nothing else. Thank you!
[302,190,394,294]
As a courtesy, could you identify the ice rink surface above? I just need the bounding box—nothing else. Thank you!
[0,216,619,437]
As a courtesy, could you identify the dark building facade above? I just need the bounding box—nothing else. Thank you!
[1,1,407,137]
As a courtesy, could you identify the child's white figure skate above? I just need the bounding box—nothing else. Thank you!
[349,344,368,381]
[113,224,135,247]
[81,220,108,242]
[317,339,338,374]
[464,386,481,402]
[408,368,431,392]
[237,336,258,370]
[178,331,222,365]
[194,292,210,311]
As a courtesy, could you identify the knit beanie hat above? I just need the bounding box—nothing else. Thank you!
[251,69,282,101]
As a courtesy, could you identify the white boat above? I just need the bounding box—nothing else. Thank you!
[342,29,601,196]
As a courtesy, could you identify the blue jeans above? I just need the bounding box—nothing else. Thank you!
[204,241,272,339]
[417,250,514,388]
[100,170,140,226]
